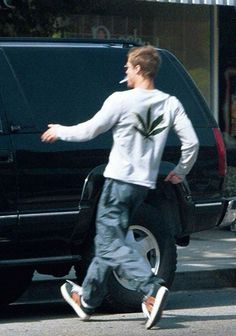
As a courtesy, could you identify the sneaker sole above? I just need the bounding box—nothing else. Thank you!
[60,283,90,321]
[142,302,149,318]
[145,286,169,329]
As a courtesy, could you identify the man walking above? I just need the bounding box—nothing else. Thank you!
[41,45,199,329]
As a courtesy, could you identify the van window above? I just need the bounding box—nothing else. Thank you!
[2,45,214,132]
[156,50,215,127]
[0,49,35,132]
[3,46,127,131]
[0,118,2,133]
[0,92,3,132]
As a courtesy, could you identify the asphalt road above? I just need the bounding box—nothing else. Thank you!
[0,288,235,336]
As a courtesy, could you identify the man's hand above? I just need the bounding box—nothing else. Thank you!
[164,171,182,184]
[41,124,60,143]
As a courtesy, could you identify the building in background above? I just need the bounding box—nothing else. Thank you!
[0,0,236,148]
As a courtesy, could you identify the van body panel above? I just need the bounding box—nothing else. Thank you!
[0,39,226,260]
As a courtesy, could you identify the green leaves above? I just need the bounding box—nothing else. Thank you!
[133,106,167,140]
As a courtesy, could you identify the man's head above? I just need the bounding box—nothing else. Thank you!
[125,46,161,88]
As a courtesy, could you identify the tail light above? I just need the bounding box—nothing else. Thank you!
[213,127,227,177]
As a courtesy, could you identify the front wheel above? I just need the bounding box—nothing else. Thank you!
[106,210,177,312]
[0,267,34,305]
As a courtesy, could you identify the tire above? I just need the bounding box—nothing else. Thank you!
[0,267,34,305]
[106,204,177,312]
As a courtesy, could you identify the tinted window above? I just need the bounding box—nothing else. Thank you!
[0,48,35,131]
[4,46,127,131]
[0,93,4,133]
[156,50,216,128]
[3,44,215,132]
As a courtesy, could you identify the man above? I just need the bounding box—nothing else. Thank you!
[41,46,199,329]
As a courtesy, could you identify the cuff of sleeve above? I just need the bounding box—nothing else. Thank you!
[173,167,185,180]
[55,126,65,140]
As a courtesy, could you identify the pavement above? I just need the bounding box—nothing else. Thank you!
[16,226,236,304]
[172,226,236,291]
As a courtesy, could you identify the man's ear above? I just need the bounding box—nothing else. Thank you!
[135,64,141,74]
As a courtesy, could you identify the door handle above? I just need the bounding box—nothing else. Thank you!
[0,151,14,164]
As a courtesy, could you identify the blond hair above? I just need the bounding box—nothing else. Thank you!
[127,46,161,79]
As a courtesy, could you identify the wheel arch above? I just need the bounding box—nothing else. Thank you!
[79,164,106,209]
[79,161,194,246]
[144,161,195,246]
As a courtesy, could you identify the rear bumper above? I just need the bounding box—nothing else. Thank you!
[219,198,236,227]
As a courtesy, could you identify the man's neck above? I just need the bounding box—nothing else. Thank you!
[134,77,155,90]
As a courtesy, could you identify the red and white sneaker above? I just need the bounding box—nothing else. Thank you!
[142,286,169,329]
[60,280,92,320]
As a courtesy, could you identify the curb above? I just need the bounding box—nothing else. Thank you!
[172,268,236,291]
[17,267,236,305]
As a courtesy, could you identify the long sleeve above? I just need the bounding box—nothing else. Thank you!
[56,93,122,142]
[171,98,199,178]
[51,88,199,189]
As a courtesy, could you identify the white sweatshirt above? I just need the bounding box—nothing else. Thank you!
[56,88,199,189]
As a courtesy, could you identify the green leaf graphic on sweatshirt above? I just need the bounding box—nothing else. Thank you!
[133,106,167,140]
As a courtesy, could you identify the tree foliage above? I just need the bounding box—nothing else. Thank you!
[0,0,80,37]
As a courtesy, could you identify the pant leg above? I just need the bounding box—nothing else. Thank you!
[82,178,162,308]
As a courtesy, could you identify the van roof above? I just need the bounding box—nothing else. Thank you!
[0,37,140,49]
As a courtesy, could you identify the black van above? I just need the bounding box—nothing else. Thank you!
[0,38,234,309]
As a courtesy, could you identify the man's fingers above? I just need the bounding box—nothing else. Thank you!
[41,123,62,142]
[164,171,174,181]
[165,171,182,184]
[41,128,57,142]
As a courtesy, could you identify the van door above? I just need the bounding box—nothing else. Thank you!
[0,87,18,246]
[0,46,83,249]
[0,43,124,251]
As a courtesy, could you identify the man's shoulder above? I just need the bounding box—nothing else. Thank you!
[108,89,179,105]
[157,90,182,108]
[155,89,170,101]
[107,90,127,101]
[106,90,137,104]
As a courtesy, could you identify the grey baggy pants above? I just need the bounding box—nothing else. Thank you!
[82,178,162,308]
